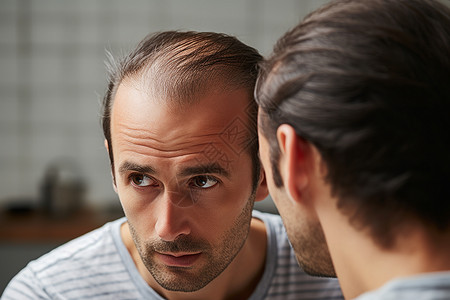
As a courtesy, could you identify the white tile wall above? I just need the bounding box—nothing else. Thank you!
[0,90,19,123]
[0,15,18,42]
[12,0,445,209]
[0,56,19,90]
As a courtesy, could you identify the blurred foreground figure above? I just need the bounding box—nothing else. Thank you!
[256,0,450,299]
[2,31,343,300]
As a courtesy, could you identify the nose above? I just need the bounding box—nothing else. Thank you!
[154,189,191,242]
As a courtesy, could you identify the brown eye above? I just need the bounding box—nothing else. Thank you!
[191,176,218,188]
[130,174,155,187]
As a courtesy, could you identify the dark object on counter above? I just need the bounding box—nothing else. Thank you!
[3,197,36,214]
[40,160,86,218]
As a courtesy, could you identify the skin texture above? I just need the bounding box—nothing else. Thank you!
[108,78,268,300]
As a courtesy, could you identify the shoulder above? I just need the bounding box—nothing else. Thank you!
[252,210,290,249]
[2,218,137,299]
[355,272,450,300]
[31,218,121,275]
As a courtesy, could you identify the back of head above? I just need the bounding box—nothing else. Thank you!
[256,0,450,248]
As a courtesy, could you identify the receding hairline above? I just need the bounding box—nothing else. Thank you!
[102,30,262,189]
[113,70,254,113]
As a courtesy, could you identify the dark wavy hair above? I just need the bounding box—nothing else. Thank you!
[102,31,262,191]
[256,0,450,248]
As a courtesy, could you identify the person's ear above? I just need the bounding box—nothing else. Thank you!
[276,124,309,205]
[104,139,118,194]
[254,164,269,202]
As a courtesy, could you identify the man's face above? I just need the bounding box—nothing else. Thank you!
[110,79,258,292]
[257,109,335,277]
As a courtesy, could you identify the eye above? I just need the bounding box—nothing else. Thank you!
[129,173,157,187]
[190,175,219,189]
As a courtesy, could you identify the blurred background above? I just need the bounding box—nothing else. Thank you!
[3,0,448,293]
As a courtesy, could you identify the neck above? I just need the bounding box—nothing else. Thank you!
[319,208,450,299]
[121,217,267,300]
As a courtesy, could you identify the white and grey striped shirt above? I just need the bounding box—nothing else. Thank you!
[355,271,450,300]
[2,210,343,300]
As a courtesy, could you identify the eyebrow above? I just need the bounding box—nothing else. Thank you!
[180,163,230,179]
[118,161,230,179]
[118,161,156,175]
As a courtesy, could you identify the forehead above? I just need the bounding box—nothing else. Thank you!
[110,79,254,164]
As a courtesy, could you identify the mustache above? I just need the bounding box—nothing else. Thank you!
[147,236,210,253]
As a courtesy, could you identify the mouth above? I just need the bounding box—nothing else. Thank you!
[156,252,202,267]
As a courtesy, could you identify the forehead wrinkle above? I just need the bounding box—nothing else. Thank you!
[115,127,227,157]
[117,124,223,146]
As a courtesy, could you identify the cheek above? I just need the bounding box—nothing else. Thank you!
[117,186,157,230]
[270,190,289,216]
[116,182,139,213]
[187,187,251,243]
[121,204,158,243]
[195,188,246,226]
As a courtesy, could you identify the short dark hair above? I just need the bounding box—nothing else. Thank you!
[102,31,262,191]
[256,0,450,248]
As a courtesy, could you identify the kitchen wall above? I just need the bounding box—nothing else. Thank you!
[0,0,331,211]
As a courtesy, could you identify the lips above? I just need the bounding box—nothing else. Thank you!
[156,252,202,267]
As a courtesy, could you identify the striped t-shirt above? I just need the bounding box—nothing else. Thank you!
[2,210,343,299]
[354,271,450,300]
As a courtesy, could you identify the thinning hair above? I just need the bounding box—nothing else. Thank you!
[102,31,262,190]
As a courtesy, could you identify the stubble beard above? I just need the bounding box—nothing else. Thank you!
[129,193,256,292]
[286,217,336,278]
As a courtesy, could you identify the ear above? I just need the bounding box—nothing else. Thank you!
[276,124,309,205]
[104,139,118,194]
[254,165,269,202]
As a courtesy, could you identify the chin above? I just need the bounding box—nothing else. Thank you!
[282,209,337,278]
[295,252,337,278]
